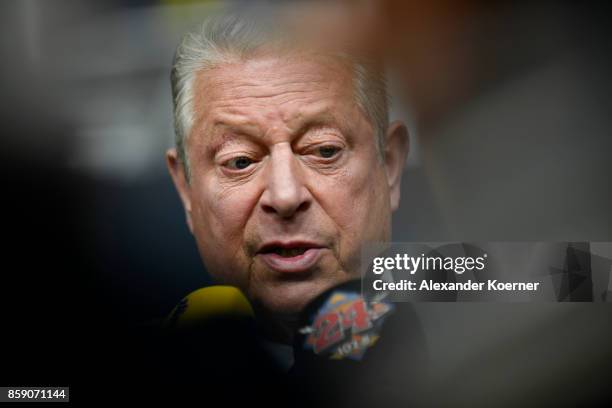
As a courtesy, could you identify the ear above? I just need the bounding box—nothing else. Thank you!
[383,120,409,212]
[166,148,194,233]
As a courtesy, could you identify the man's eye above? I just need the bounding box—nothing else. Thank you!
[226,156,253,170]
[317,146,341,158]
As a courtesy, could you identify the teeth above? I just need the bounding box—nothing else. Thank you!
[273,248,307,257]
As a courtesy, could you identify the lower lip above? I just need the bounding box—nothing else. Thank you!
[257,248,324,274]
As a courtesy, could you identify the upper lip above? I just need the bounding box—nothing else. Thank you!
[256,240,325,254]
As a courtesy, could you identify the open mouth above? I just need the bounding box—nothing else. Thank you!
[259,242,322,257]
[257,242,325,273]
[269,247,308,257]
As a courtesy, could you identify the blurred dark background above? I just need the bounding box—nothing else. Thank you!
[1,0,611,405]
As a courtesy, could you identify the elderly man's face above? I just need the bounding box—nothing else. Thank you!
[168,54,407,314]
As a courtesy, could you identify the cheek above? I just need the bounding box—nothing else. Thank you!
[190,177,260,279]
[315,155,390,249]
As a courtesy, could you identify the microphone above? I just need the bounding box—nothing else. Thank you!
[157,285,304,404]
[291,278,429,406]
[153,285,294,402]
[157,282,428,405]
[163,285,254,329]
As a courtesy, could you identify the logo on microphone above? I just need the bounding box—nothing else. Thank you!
[299,291,394,360]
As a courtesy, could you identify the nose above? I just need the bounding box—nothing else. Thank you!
[259,143,311,219]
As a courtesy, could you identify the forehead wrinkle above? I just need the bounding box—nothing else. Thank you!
[208,90,348,134]
[206,62,332,98]
[220,79,327,100]
[192,56,358,149]
[203,55,351,103]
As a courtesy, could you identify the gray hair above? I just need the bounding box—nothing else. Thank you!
[171,12,389,180]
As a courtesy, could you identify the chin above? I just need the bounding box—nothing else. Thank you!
[253,277,341,315]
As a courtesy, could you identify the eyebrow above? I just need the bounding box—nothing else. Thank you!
[291,109,342,138]
[206,105,346,154]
